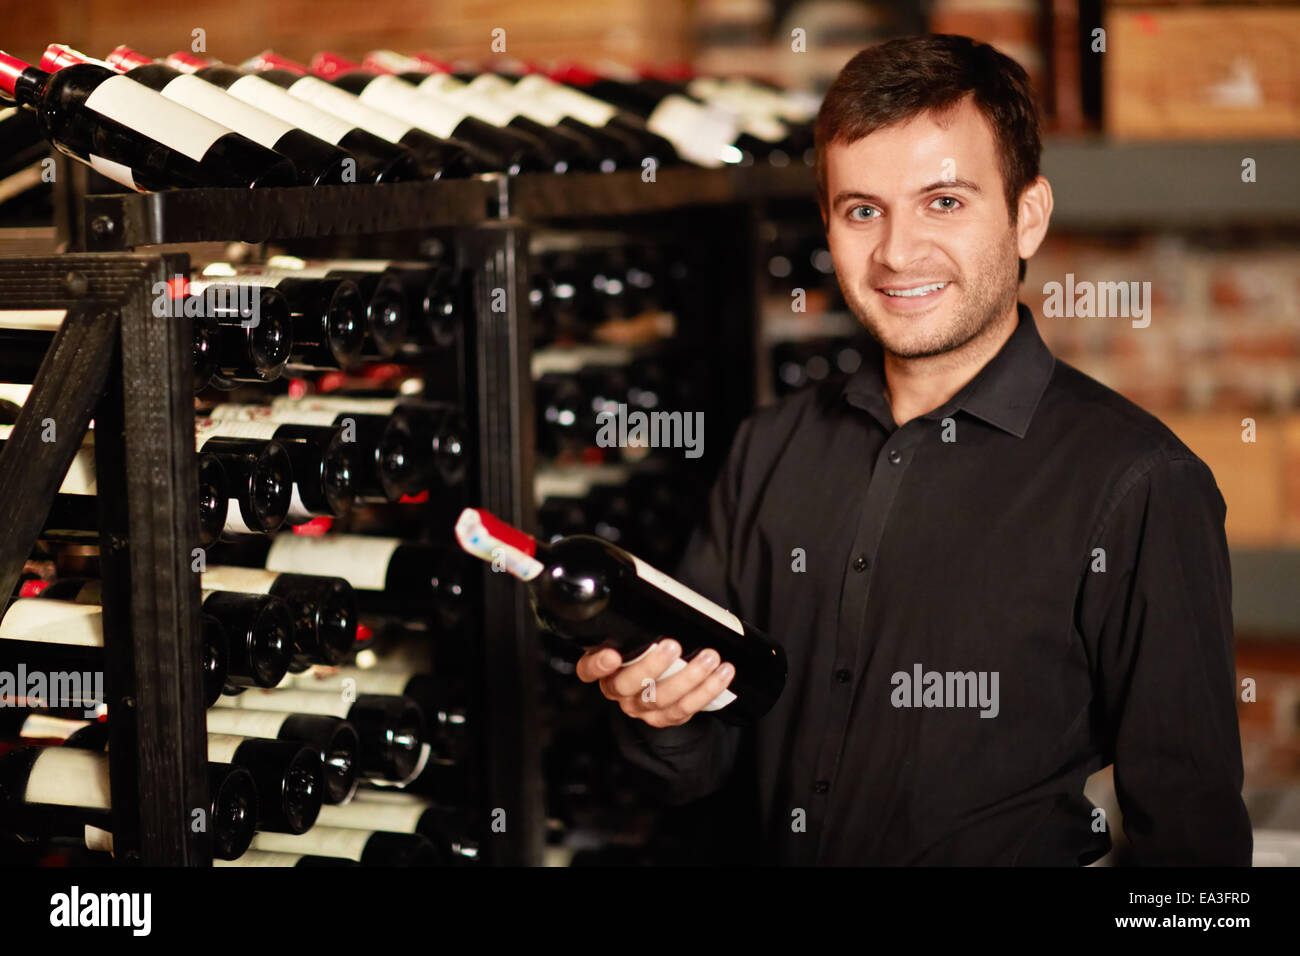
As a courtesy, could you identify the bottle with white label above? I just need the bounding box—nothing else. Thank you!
[0,747,258,860]
[251,825,440,865]
[200,565,357,670]
[0,51,297,191]
[214,689,425,783]
[163,51,423,184]
[0,592,230,708]
[193,427,293,537]
[44,43,355,187]
[206,708,358,805]
[240,51,487,179]
[455,508,787,724]
[206,733,322,833]
[214,849,358,866]
[315,790,479,864]
[194,415,357,526]
[0,307,220,391]
[312,51,603,173]
[184,279,294,385]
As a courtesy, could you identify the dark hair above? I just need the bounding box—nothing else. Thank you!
[815,34,1041,282]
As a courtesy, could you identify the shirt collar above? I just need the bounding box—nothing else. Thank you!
[841,302,1056,439]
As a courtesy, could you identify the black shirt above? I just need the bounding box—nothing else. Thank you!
[611,302,1252,865]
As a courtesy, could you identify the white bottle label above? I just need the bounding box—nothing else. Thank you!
[442,83,516,128]
[646,95,736,167]
[287,75,412,142]
[0,310,66,332]
[160,74,292,148]
[18,714,91,740]
[316,800,424,832]
[205,733,246,763]
[215,850,304,867]
[24,748,111,808]
[629,554,743,636]
[272,395,399,416]
[357,75,468,139]
[415,74,466,98]
[286,667,408,696]
[0,598,103,647]
[195,416,281,444]
[83,74,227,163]
[0,425,96,495]
[226,75,356,145]
[215,687,350,718]
[265,534,400,590]
[514,75,617,127]
[252,826,370,860]
[84,824,114,854]
[205,708,289,738]
[87,154,139,191]
[201,565,277,595]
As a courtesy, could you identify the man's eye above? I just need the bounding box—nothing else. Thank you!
[931,196,961,212]
[847,205,876,221]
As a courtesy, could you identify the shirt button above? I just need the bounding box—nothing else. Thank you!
[888,449,902,464]
[835,669,852,683]
[813,780,830,794]
[852,555,868,572]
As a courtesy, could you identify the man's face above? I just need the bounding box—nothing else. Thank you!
[823,97,1022,359]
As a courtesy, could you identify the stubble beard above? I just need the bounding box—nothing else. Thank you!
[839,231,1022,360]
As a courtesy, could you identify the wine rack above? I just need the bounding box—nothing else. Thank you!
[0,142,790,865]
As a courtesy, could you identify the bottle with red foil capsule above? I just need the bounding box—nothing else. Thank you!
[304,51,559,175]
[48,43,355,187]
[239,51,486,179]
[454,507,787,724]
[319,51,613,172]
[0,49,296,190]
[162,51,423,184]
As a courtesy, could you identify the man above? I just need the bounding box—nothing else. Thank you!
[577,34,1252,865]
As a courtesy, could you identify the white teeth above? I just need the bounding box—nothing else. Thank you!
[882,282,947,297]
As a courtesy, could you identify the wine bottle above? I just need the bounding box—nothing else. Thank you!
[215,690,425,782]
[455,508,788,723]
[0,307,219,391]
[292,51,556,175]
[162,51,422,183]
[262,255,460,352]
[200,565,356,670]
[0,425,230,547]
[194,415,356,526]
[259,393,468,494]
[0,746,258,860]
[281,666,469,763]
[214,849,358,866]
[183,279,293,385]
[262,532,468,625]
[194,267,366,370]
[315,791,479,863]
[205,708,358,805]
[206,734,322,833]
[194,427,293,536]
[0,596,230,708]
[240,52,484,179]
[315,52,607,173]
[44,44,355,187]
[201,590,294,691]
[0,50,297,190]
[240,261,408,359]
[250,826,440,865]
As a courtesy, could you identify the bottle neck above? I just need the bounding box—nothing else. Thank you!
[12,69,46,108]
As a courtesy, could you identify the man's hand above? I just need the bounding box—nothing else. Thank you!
[575,640,736,728]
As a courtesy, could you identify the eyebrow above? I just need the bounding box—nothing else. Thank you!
[831,178,983,208]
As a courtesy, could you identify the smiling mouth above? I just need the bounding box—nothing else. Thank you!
[878,281,950,298]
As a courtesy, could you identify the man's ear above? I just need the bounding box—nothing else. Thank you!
[1015,175,1053,261]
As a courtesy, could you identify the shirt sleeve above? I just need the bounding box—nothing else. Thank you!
[1076,453,1253,865]
[607,416,755,805]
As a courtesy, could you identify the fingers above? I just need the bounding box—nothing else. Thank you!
[660,660,735,725]
[575,646,623,684]
[600,640,684,700]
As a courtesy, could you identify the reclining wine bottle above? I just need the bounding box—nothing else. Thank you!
[455,507,787,724]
